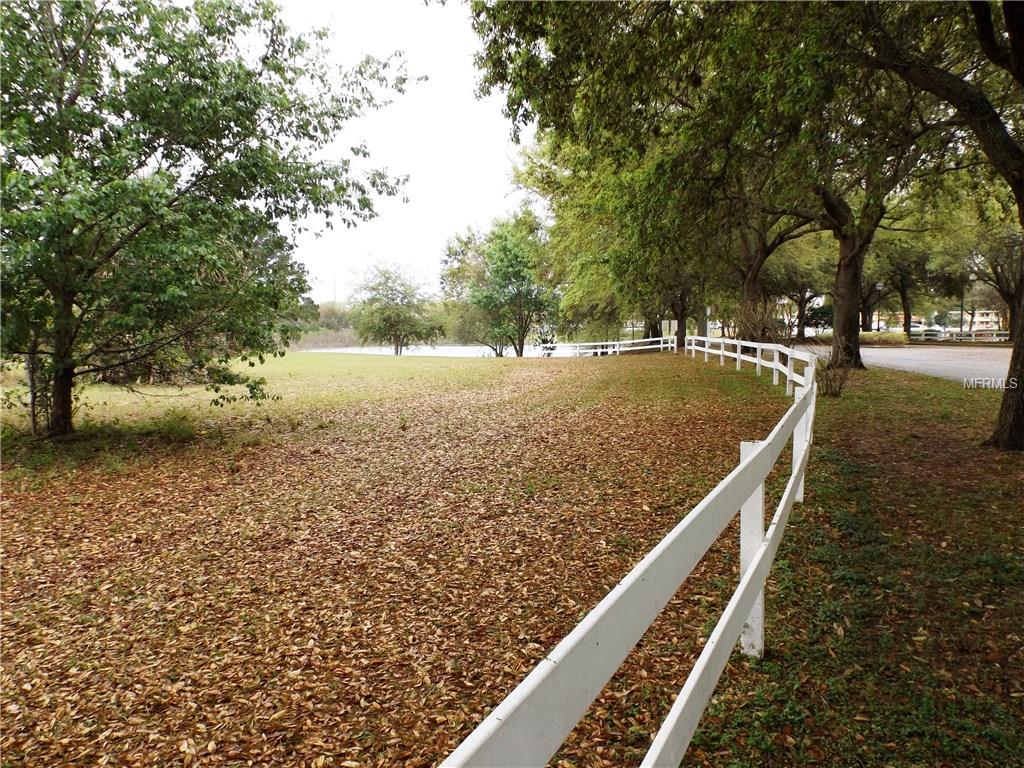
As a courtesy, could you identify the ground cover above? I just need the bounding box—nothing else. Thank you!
[3,354,1019,767]
[1,352,785,766]
[689,369,1024,767]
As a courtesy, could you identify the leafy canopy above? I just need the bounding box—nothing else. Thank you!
[352,266,442,356]
[1,0,405,433]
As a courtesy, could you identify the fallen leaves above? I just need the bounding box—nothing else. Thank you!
[1,355,787,766]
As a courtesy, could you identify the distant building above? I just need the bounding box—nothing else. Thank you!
[947,309,1003,331]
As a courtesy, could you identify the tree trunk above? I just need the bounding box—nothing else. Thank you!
[831,236,866,368]
[25,335,40,436]
[739,267,765,340]
[899,283,912,338]
[48,294,77,436]
[513,333,526,357]
[643,318,661,339]
[860,305,873,333]
[671,287,689,350]
[696,311,709,337]
[795,294,809,340]
[988,287,1024,449]
[49,365,75,436]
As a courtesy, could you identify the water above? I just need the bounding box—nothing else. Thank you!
[309,344,600,359]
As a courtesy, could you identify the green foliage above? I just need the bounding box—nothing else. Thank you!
[440,229,510,355]
[317,302,354,332]
[352,266,442,355]
[471,211,553,357]
[813,331,908,347]
[442,210,552,356]
[0,0,405,434]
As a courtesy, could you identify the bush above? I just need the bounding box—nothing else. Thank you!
[861,331,908,346]
[816,358,850,397]
[810,331,907,346]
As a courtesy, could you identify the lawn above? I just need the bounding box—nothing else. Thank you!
[2,353,1021,767]
[690,369,1024,767]
[1,352,786,766]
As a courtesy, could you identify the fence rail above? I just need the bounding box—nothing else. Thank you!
[943,329,1009,342]
[442,336,817,768]
[563,335,677,357]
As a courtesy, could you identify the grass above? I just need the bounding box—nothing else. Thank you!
[1,352,786,766]
[1,352,515,472]
[689,369,1024,767]
[2,354,1021,766]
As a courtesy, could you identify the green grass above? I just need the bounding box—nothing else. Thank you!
[689,368,1024,767]
[1,352,513,472]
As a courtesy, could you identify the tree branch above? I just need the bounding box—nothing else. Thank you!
[970,1,1024,89]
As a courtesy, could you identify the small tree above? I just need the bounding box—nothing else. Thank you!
[440,230,510,356]
[471,211,551,357]
[352,267,442,356]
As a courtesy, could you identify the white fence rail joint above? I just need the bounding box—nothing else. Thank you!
[442,336,817,768]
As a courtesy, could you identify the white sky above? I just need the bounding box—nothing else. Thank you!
[276,0,534,304]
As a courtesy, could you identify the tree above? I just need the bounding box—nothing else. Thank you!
[440,230,510,356]
[470,210,552,358]
[352,267,442,356]
[837,1,1024,447]
[517,137,717,348]
[318,302,354,332]
[763,234,833,340]
[472,2,956,365]
[0,0,404,435]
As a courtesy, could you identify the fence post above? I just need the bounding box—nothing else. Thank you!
[735,341,742,371]
[786,354,794,396]
[772,348,779,386]
[793,386,810,503]
[703,338,708,362]
[719,339,725,365]
[755,343,762,376]
[740,440,765,658]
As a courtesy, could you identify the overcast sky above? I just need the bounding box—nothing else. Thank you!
[276,0,534,304]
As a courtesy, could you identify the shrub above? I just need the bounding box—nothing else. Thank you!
[860,331,907,346]
[816,358,851,397]
[809,331,907,346]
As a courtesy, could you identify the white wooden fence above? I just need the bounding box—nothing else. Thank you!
[944,329,1010,342]
[442,336,817,768]
[564,335,678,357]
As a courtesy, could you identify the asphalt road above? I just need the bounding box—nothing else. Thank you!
[858,345,1012,382]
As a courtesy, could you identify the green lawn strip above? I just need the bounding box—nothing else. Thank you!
[0,352,515,476]
[689,369,1024,767]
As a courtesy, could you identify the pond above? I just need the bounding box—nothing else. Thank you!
[308,343,616,358]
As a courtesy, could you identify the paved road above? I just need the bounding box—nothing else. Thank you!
[858,345,1012,382]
